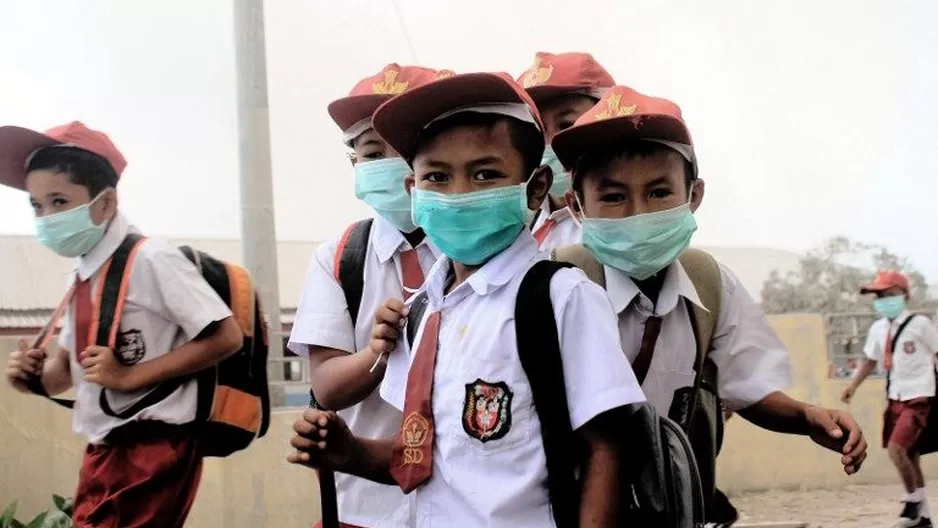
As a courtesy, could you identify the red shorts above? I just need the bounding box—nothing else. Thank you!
[72,421,203,528]
[883,397,931,450]
[311,523,365,528]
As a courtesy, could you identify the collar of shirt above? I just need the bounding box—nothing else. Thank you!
[76,213,137,281]
[533,199,577,229]
[888,310,916,332]
[421,230,540,307]
[604,260,707,316]
[371,215,438,264]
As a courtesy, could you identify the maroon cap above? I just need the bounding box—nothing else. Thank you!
[327,65,454,135]
[552,85,693,171]
[0,121,127,191]
[372,72,544,161]
[860,270,910,294]
[518,52,616,104]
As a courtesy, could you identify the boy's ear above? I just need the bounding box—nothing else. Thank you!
[689,178,705,213]
[404,174,416,196]
[526,165,552,212]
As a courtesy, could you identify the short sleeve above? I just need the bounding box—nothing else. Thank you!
[553,268,645,430]
[709,265,793,411]
[286,238,356,357]
[863,320,886,362]
[920,319,938,354]
[140,240,233,341]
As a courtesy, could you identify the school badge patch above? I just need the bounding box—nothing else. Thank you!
[115,329,146,365]
[904,341,917,354]
[462,379,513,442]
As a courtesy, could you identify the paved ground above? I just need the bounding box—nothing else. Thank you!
[731,481,938,527]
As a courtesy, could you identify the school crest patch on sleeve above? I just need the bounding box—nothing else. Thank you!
[462,379,512,442]
[904,341,917,354]
[116,329,146,365]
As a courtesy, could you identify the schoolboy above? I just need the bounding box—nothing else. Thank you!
[288,72,644,527]
[517,51,615,250]
[288,64,450,528]
[1,121,242,527]
[550,85,870,519]
[843,271,938,527]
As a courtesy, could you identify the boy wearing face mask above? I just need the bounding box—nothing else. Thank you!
[287,72,644,527]
[842,271,938,528]
[517,51,615,250]
[550,86,870,523]
[288,64,449,528]
[1,122,242,527]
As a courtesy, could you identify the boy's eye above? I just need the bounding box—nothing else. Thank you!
[422,172,448,183]
[362,151,385,161]
[648,188,673,200]
[600,192,626,203]
[52,197,67,206]
[473,170,504,181]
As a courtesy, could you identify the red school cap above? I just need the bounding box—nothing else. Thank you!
[327,64,456,144]
[517,51,616,105]
[372,72,545,162]
[860,270,910,294]
[551,85,695,173]
[0,121,127,191]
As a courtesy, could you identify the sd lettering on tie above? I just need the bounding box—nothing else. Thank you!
[401,412,430,465]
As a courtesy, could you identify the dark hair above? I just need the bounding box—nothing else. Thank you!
[412,112,545,177]
[25,146,118,196]
[572,140,696,194]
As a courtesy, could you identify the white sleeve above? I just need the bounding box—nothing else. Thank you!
[141,240,233,341]
[921,319,938,354]
[709,265,793,412]
[286,238,356,356]
[553,268,645,430]
[863,320,886,362]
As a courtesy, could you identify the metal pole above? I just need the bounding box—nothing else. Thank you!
[232,0,284,400]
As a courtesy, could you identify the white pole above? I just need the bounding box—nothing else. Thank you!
[232,0,284,403]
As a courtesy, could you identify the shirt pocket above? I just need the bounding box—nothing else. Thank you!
[448,355,534,455]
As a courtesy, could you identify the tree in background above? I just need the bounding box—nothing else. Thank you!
[761,236,929,314]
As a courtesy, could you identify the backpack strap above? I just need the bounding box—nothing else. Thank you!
[26,282,80,408]
[885,313,923,397]
[405,292,431,350]
[333,219,374,326]
[678,248,722,368]
[514,260,579,528]
[550,244,605,288]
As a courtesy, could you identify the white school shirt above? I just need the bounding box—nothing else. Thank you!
[57,213,233,444]
[863,312,938,401]
[605,260,793,414]
[531,199,582,251]
[288,216,437,528]
[380,232,644,528]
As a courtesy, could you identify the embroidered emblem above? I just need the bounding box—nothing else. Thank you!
[592,93,637,121]
[115,329,146,365]
[401,412,430,465]
[373,69,409,95]
[462,379,513,442]
[435,69,456,81]
[904,341,917,354]
[521,57,553,88]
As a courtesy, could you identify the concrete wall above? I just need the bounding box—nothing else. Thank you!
[1,316,933,525]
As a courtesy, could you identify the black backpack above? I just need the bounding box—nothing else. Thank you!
[28,233,271,458]
[406,260,705,527]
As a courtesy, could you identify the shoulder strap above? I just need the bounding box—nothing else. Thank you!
[551,244,605,288]
[514,260,579,528]
[26,283,79,408]
[405,292,431,349]
[94,234,147,349]
[334,219,374,326]
[891,314,921,352]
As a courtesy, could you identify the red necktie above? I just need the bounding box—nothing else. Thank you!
[399,249,425,301]
[883,330,894,371]
[389,311,441,493]
[74,278,93,357]
[533,218,557,245]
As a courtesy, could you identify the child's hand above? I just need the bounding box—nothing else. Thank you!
[81,346,135,391]
[5,338,45,393]
[287,409,359,472]
[370,298,409,358]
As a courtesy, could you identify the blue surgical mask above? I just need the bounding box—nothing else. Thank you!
[35,194,108,258]
[873,295,906,320]
[412,184,527,266]
[542,146,570,197]
[354,158,418,233]
[580,197,698,281]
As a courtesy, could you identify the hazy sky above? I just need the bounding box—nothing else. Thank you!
[1,0,936,277]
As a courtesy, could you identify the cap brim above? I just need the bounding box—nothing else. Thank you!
[860,284,889,294]
[526,84,599,104]
[373,73,529,161]
[552,115,692,171]
[0,126,59,191]
[327,94,392,133]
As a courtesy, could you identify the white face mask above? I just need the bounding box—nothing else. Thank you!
[34,192,108,257]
